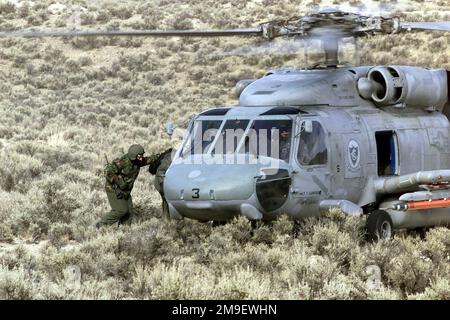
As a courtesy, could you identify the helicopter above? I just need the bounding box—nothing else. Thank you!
[2,7,450,240]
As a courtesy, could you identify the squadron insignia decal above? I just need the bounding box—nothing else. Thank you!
[348,140,360,168]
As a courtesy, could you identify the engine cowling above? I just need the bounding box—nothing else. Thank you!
[357,66,448,110]
[235,79,256,98]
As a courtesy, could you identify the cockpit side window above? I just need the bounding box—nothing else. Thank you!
[297,121,327,165]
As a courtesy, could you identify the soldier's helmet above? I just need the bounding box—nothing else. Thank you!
[128,144,145,160]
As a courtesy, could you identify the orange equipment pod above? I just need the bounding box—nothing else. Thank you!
[407,199,450,210]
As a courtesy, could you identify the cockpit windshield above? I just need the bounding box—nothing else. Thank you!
[238,119,292,161]
[180,118,293,161]
[180,119,222,157]
[211,119,250,154]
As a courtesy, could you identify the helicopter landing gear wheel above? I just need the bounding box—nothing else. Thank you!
[366,210,394,241]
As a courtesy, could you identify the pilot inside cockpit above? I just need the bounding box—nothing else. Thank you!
[298,121,327,165]
[279,127,292,162]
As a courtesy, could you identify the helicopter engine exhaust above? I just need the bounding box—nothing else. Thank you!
[235,79,256,98]
[357,66,448,110]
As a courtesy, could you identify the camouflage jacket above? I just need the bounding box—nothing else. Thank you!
[104,153,161,194]
[153,152,173,193]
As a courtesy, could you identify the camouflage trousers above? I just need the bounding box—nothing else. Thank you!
[99,191,134,226]
[161,193,169,220]
[156,181,169,220]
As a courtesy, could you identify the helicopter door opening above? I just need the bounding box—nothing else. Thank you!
[443,70,450,120]
[375,131,399,176]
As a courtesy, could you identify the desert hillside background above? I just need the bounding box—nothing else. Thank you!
[0,0,449,299]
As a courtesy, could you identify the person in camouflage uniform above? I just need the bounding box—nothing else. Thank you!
[150,148,173,220]
[97,144,169,227]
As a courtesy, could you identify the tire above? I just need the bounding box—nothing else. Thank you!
[366,210,394,241]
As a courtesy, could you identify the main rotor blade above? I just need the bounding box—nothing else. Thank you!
[400,21,450,32]
[0,28,263,38]
[221,38,306,56]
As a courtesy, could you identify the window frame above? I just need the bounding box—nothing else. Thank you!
[177,116,225,159]
[208,118,251,155]
[236,116,294,162]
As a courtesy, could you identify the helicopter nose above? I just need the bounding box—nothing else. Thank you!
[163,155,265,221]
[164,161,259,202]
[163,155,292,221]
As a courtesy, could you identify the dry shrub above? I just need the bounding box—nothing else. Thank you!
[213,244,275,274]
[0,266,33,299]
[17,3,29,18]
[385,237,434,294]
[193,231,232,264]
[0,2,16,15]
[72,278,127,299]
[422,227,450,265]
[139,260,278,299]
[32,280,67,300]
[80,12,96,26]
[167,12,194,30]
[138,261,214,299]
[321,274,366,300]
[0,245,34,271]
[48,223,75,249]
[69,37,110,50]
[219,216,253,244]
[293,254,340,297]
[117,38,143,48]
[409,278,450,300]
[0,151,43,192]
[106,5,133,20]
[310,223,358,268]
[0,175,85,240]
[0,223,14,243]
[271,215,295,238]
[251,223,275,245]
[38,177,81,223]
[213,266,275,299]
[37,246,93,283]
[118,219,177,265]
[26,9,49,26]
[32,146,81,170]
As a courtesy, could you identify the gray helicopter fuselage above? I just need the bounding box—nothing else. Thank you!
[164,66,450,225]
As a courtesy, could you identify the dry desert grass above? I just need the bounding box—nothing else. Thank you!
[0,0,449,299]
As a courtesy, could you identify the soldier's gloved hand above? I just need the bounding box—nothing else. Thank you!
[157,148,173,163]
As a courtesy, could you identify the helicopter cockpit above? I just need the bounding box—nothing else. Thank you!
[176,107,304,164]
[165,105,330,221]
